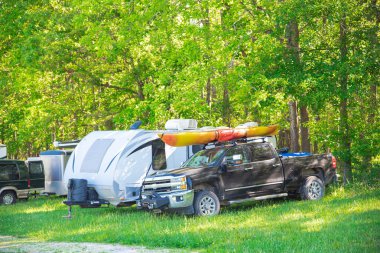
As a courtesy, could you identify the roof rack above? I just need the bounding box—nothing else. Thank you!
[53,140,81,148]
[203,137,270,149]
[237,137,267,144]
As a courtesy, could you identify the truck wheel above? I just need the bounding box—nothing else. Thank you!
[0,191,17,205]
[300,176,325,200]
[193,190,220,216]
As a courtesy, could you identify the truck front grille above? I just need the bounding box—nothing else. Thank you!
[143,179,170,185]
[142,179,172,193]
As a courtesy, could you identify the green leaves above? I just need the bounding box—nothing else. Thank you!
[0,0,378,179]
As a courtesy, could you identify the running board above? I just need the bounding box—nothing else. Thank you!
[227,193,288,205]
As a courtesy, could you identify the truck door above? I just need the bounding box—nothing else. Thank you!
[28,161,45,189]
[221,146,255,199]
[245,143,284,194]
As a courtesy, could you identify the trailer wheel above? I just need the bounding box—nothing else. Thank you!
[193,190,220,216]
[300,176,325,200]
[0,191,17,205]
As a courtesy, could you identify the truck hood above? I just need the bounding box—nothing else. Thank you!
[151,166,212,178]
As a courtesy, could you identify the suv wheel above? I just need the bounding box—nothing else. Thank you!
[0,191,17,205]
[194,190,220,216]
[300,176,325,200]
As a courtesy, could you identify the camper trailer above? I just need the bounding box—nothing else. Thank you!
[63,119,202,207]
[0,144,6,159]
[38,140,79,196]
[39,150,73,196]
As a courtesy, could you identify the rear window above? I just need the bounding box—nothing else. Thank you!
[248,144,275,162]
[0,163,18,181]
[29,162,43,175]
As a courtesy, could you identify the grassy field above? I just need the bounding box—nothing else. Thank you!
[0,183,379,252]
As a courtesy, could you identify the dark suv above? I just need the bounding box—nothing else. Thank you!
[0,160,44,205]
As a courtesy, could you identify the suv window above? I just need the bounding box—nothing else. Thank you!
[0,163,19,181]
[225,146,250,165]
[17,162,29,179]
[248,144,275,162]
[152,140,167,170]
[29,162,43,176]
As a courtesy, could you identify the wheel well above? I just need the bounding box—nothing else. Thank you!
[303,168,325,182]
[193,183,220,195]
[0,189,17,197]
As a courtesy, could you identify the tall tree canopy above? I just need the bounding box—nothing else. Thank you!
[0,0,378,182]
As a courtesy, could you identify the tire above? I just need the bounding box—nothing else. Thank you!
[0,191,17,205]
[300,176,325,200]
[193,190,220,216]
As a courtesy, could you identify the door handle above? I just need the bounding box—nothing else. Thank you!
[272,164,281,167]
[245,167,254,171]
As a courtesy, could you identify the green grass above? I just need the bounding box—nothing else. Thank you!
[0,183,379,252]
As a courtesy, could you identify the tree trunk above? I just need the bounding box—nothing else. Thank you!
[288,101,300,152]
[285,20,301,65]
[313,115,320,153]
[137,80,145,101]
[339,15,352,184]
[204,4,212,107]
[300,105,311,152]
[285,19,301,153]
[362,0,379,169]
[253,107,261,125]
[278,129,290,149]
[222,84,231,126]
[206,77,211,106]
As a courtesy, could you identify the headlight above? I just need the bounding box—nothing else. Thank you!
[171,176,187,191]
[171,176,186,183]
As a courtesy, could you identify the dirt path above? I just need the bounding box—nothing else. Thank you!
[0,236,185,253]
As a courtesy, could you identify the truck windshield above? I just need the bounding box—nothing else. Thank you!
[181,148,225,168]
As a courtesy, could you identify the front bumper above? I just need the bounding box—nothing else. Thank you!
[137,189,194,210]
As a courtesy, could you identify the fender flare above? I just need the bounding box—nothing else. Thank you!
[193,179,222,198]
[302,167,325,182]
[0,186,18,196]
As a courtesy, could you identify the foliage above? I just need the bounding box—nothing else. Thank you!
[0,0,378,180]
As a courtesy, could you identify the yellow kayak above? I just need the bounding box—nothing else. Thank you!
[158,125,279,147]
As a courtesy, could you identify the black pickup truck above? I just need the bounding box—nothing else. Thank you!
[137,141,337,216]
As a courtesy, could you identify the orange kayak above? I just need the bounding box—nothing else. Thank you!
[158,125,279,147]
